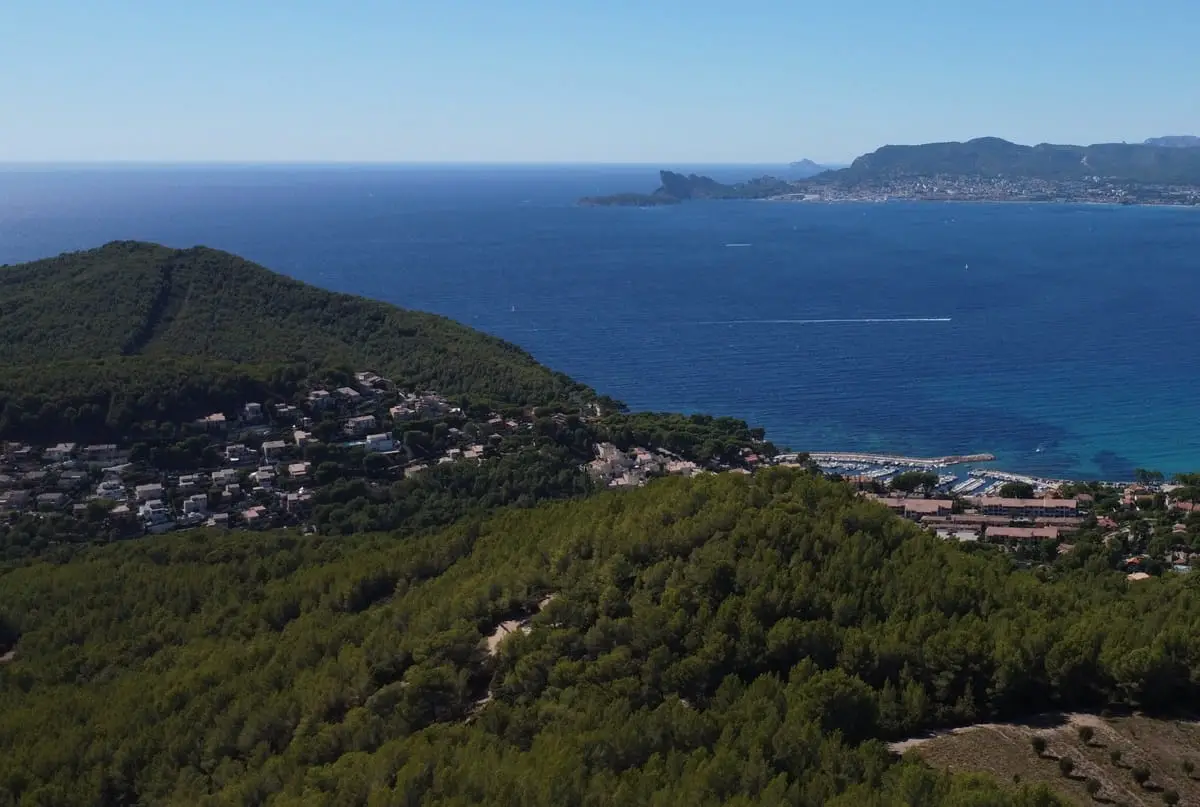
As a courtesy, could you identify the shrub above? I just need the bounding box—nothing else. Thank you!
[1059,757,1075,777]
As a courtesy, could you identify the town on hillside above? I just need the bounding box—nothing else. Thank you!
[2,373,1197,577]
[0,370,766,541]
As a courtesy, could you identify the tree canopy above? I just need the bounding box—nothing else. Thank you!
[4,469,1199,805]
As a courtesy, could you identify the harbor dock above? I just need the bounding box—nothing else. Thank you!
[805,451,996,468]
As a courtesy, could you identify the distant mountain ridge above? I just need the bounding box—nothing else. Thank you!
[579,136,1200,206]
[832,137,1200,184]
[1144,135,1200,148]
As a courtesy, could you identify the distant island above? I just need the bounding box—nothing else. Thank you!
[582,137,1200,207]
[787,158,828,177]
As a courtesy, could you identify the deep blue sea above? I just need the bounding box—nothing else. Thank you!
[2,165,1199,480]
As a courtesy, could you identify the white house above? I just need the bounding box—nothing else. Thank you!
[182,494,208,515]
[44,443,77,463]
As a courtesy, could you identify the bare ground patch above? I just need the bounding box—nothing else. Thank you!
[895,713,1200,806]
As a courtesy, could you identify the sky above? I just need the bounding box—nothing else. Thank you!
[2,1,1198,164]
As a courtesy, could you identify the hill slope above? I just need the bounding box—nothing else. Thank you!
[0,241,592,406]
[0,470,1083,806]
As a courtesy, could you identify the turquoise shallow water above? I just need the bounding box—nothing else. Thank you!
[2,166,1199,479]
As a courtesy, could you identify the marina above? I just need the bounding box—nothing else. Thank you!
[804,450,1067,496]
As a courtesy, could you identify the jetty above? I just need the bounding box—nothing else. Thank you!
[806,451,995,468]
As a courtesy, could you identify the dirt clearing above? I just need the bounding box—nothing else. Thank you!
[895,712,1200,805]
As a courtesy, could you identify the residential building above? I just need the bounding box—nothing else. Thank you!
[346,415,377,436]
[307,389,333,409]
[178,473,208,493]
[243,402,264,422]
[44,443,77,463]
[365,433,395,452]
[389,404,414,421]
[262,440,288,460]
[83,444,121,464]
[182,494,208,515]
[336,387,362,402]
[0,490,31,510]
[875,497,954,520]
[970,497,1078,518]
[197,413,228,431]
[293,429,313,447]
[212,468,239,486]
[139,499,174,534]
[95,480,125,500]
[242,505,268,528]
[225,444,250,461]
[288,462,311,480]
[37,492,67,510]
[135,483,164,502]
[57,471,89,491]
[285,491,313,513]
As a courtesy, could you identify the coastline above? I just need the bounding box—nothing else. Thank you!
[763,195,1200,210]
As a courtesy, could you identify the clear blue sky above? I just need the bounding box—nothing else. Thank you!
[3,0,1198,163]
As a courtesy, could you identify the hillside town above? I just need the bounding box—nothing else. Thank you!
[3,376,1199,577]
[0,370,766,539]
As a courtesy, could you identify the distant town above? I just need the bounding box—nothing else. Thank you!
[778,175,1200,206]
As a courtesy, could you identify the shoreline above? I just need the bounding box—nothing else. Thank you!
[794,451,1093,487]
[764,195,1200,210]
[802,450,996,468]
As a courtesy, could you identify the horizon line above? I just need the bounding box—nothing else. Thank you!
[0,159,851,169]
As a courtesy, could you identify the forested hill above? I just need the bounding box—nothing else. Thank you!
[0,241,592,406]
[0,469,1109,806]
[832,137,1200,183]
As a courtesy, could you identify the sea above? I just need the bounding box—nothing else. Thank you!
[2,164,1199,480]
